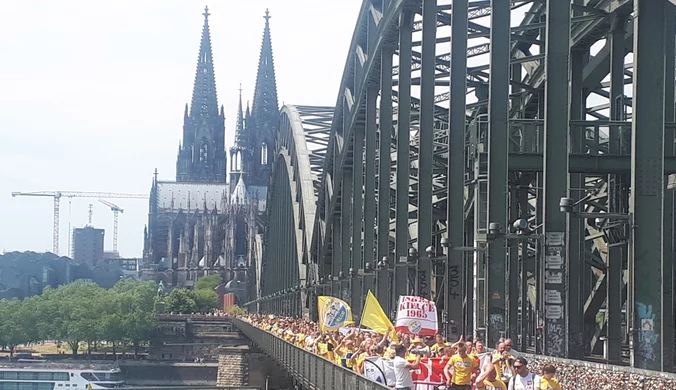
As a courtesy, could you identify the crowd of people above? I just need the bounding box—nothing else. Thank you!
[244,314,559,389]
[243,314,676,390]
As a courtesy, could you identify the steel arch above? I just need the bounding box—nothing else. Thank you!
[259,105,333,314]
[306,0,675,370]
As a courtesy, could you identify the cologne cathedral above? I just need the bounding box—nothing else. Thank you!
[142,7,279,304]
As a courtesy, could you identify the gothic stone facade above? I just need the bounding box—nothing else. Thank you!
[142,7,279,296]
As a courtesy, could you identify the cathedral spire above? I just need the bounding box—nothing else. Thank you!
[176,6,227,184]
[189,6,219,118]
[235,84,245,142]
[251,9,279,119]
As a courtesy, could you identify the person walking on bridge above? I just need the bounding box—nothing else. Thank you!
[507,357,540,390]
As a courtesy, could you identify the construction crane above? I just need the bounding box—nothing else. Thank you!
[87,204,94,225]
[98,199,124,253]
[11,191,149,255]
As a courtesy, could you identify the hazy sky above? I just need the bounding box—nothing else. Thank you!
[0,0,362,257]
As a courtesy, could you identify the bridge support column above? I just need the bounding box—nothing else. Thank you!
[341,169,353,279]
[446,0,468,341]
[485,0,510,348]
[364,84,378,267]
[350,270,363,318]
[377,47,394,263]
[395,9,413,269]
[542,0,571,358]
[662,3,675,372]
[376,265,392,316]
[416,0,436,255]
[629,0,666,371]
[352,121,365,275]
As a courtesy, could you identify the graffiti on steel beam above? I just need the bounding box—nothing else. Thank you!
[489,309,505,335]
[448,264,461,299]
[636,301,658,364]
[547,322,565,356]
[341,284,350,303]
[544,232,566,357]
[417,268,430,298]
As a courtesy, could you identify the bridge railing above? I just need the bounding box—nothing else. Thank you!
[232,319,389,390]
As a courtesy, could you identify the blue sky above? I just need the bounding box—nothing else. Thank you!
[0,0,362,257]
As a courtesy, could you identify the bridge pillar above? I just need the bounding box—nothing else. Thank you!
[375,265,392,317]
[629,0,667,371]
[218,346,293,389]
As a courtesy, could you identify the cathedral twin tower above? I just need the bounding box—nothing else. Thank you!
[142,6,278,288]
[176,6,279,195]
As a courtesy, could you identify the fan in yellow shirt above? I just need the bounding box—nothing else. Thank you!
[430,334,449,355]
[539,364,561,390]
[445,343,479,387]
[475,358,506,390]
[492,342,515,382]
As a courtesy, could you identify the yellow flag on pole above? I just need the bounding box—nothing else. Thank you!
[317,296,354,332]
[361,290,398,342]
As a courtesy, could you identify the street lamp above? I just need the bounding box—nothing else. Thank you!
[559,196,631,221]
[408,247,418,264]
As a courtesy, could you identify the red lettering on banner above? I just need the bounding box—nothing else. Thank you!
[407,309,427,318]
[429,356,450,383]
[410,360,430,382]
[399,300,436,315]
[408,357,450,386]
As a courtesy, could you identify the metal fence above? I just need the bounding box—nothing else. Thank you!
[232,319,389,390]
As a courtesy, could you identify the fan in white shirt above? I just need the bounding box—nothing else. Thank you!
[392,344,421,390]
[507,357,541,390]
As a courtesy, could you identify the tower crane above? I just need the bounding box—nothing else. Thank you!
[11,191,149,255]
[98,199,124,253]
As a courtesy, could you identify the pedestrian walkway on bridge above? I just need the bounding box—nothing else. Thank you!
[233,315,676,390]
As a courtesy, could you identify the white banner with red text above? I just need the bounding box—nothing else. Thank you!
[395,295,439,336]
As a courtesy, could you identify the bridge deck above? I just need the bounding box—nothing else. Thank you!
[232,319,388,390]
[232,319,676,390]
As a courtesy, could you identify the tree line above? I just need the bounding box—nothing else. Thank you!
[0,276,223,357]
[0,279,160,356]
[163,274,222,314]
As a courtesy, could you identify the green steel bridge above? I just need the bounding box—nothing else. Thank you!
[238,0,676,387]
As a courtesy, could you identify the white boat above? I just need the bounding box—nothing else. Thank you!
[0,361,124,390]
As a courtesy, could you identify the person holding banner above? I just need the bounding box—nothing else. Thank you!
[393,344,421,390]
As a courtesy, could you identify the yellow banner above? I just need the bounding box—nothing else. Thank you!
[317,296,354,332]
[361,290,398,342]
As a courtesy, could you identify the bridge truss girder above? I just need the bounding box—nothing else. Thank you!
[257,105,333,316]
[253,0,676,373]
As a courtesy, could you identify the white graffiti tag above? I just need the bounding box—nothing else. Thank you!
[547,322,564,356]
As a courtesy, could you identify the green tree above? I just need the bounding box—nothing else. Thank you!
[164,288,197,314]
[0,278,160,358]
[0,299,35,356]
[193,289,220,312]
[194,274,222,291]
[61,282,106,355]
[227,305,246,317]
[117,280,158,356]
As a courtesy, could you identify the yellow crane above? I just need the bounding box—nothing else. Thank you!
[98,199,124,253]
[11,191,148,255]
